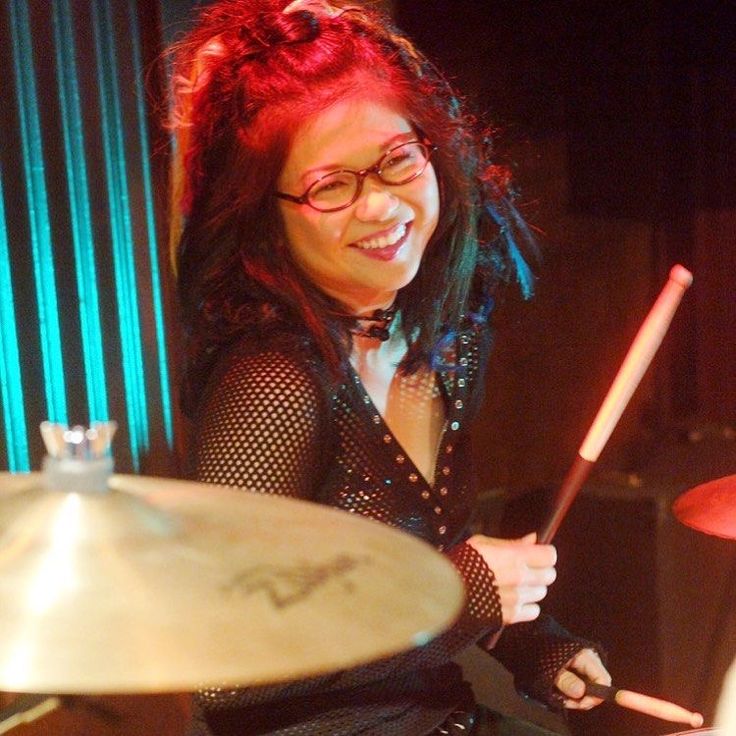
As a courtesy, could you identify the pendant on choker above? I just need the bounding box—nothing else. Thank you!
[337,306,397,341]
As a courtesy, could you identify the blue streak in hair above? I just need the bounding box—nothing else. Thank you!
[430,329,461,373]
[467,296,495,325]
[429,197,534,372]
[483,201,535,300]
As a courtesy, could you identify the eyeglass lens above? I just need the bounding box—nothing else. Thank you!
[308,142,429,211]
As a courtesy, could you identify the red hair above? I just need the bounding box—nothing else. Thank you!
[168,0,533,412]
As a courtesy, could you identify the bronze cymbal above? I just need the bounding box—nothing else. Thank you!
[0,473,463,694]
[672,474,736,540]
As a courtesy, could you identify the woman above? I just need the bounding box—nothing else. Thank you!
[169,1,611,734]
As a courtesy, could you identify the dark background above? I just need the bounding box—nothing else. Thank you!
[388,3,736,734]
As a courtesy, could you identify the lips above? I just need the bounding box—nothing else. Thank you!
[349,222,412,260]
[352,222,407,249]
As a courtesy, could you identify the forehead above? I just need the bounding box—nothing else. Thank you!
[281,98,413,183]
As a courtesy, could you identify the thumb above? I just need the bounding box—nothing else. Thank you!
[557,670,586,700]
[515,532,537,544]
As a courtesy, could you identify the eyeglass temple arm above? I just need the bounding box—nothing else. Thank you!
[274,191,306,204]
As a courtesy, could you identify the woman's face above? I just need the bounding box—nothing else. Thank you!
[277,98,440,313]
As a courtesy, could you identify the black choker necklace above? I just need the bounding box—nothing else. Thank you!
[335,306,397,341]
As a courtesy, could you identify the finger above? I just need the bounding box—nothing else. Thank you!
[498,589,546,619]
[556,650,611,710]
[498,583,549,608]
[521,543,558,568]
[500,597,541,625]
[517,585,550,604]
[519,565,557,587]
[567,649,612,686]
[557,671,606,710]
[510,602,541,624]
[562,695,604,711]
[556,669,586,700]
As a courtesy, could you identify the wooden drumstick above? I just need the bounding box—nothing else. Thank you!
[538,264,693,544]
[483,264,693,650]
[585,683,704,728]
[484,265,693,652]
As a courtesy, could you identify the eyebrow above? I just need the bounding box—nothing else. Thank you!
[298,132,416,186]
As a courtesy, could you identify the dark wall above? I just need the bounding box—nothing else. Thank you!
[394,0,736,485]
[395,2,736,731]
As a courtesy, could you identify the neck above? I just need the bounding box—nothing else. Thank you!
[323,284,397,320]
[348,305,397,341]
[350,311,407,371]
[332,296,398,342]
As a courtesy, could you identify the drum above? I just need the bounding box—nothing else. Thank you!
[662,729,721,735]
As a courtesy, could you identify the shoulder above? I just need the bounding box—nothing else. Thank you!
[202,329,328,412]
[190,330,336,495]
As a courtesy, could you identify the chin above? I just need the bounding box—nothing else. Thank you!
[376,269,422,296]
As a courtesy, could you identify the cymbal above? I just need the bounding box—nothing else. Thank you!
[672,474,736,540]
[0,472,463,694]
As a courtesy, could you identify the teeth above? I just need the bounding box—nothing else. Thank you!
[354,222,407,250]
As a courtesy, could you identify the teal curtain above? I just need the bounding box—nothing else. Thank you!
[0,0,175,474]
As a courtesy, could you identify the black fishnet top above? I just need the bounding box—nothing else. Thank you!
[186,321,592,736]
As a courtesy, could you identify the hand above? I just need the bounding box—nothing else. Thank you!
[466,532,557,625]
[555,648,612,710]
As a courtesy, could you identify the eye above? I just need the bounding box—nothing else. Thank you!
[381,143,425,178]
[313,179,348,195]
[310,172,354,200]
[383,151,413,170]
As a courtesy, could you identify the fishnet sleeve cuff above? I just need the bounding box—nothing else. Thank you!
[489,615,605,709]
[521,639,588,708]
[446,542,503,634]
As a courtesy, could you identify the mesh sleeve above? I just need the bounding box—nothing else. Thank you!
[192,346,328,498]
[487,614,602,708]
[188,344,505,722]
[446,541,503,630]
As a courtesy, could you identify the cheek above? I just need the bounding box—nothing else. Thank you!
[281,209,341,263]
[420,172,441,233]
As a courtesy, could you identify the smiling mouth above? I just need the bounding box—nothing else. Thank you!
[351,222,409,250]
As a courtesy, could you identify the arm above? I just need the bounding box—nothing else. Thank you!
[490,615,609,709]
[194,343,506,645]
[189,345,505,706]
[193,344,329,498]
[466,533,609,709]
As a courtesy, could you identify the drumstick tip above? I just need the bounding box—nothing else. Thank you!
[669,264,693,288]
[690,711,704,728]
[613,687,704,727]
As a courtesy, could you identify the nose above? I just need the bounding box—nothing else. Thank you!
[354,177,399,222]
